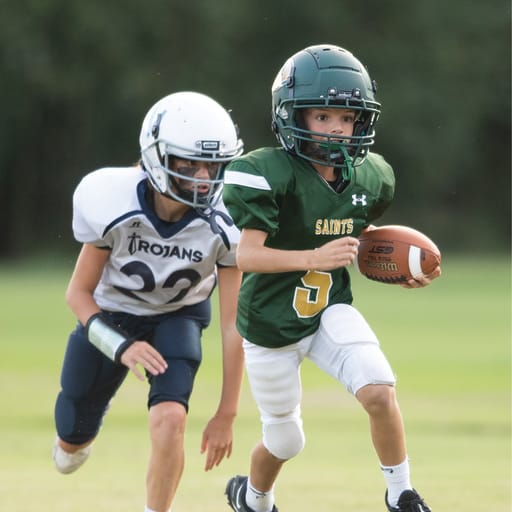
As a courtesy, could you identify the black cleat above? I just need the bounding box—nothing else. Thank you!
[385,489,432,512]
[225,475,279,512]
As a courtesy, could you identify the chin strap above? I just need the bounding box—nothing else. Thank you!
[312,141,354,181]
[339,145,354,181]
[196,207,233,249]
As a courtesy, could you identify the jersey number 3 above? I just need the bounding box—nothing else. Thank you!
[292,270,333,318]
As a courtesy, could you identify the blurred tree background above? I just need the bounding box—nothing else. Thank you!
[0,0,510,259]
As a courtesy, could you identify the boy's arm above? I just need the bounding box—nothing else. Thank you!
[201,265,245,470]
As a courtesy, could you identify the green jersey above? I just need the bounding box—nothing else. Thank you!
[223,147,395,348]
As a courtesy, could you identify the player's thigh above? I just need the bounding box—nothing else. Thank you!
[243,340,305,416]
[58,323,128,401]
[308,303,395,395]
[55,323,128,442]
[148,314,203,410]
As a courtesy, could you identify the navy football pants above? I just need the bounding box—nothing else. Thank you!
[54,300,210,444]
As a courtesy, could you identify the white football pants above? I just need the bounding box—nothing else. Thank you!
[243,303,396,459]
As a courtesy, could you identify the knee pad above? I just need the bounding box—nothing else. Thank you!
[263,417,305,460]
[54,392,106,444]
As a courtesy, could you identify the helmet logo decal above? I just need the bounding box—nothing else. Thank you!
[151,110,166,139]
[271,58,295,92]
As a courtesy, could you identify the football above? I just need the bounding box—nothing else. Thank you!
[355,225,441,284]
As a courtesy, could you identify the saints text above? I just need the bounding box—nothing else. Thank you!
[314,218,354,236]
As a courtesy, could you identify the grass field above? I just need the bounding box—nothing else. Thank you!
[0,255,510,511]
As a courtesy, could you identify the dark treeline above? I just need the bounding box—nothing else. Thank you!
[1,0,510,259]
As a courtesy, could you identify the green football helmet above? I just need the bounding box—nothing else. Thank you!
[271,44,380,179]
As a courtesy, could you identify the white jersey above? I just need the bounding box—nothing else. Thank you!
[72,166,240,315]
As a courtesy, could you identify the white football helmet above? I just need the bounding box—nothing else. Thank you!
[139,91,244,208]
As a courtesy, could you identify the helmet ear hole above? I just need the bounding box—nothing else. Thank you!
[294,110,305,130]
[353,111,376,138]
[147,166,168,195]
[142,145,162,173]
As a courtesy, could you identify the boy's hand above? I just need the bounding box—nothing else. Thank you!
[120,341,168,381]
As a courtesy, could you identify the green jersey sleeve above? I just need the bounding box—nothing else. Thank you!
[223,148,296,236]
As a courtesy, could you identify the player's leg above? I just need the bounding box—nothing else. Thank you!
[308,304,402,457]
[308,303,431,511]
[356,384,406,465]
[145,308,205,512]
[358,384,431,511]
[226,339,308,512]
[54,322,128,473]
[146,401,188,511]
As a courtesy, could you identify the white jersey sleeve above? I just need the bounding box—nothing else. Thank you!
[72,166,146,246]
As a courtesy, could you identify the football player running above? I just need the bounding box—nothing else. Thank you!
[222,45,440,512]
[53,91,245,512]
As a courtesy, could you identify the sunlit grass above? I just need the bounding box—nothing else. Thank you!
[0,255,509,511]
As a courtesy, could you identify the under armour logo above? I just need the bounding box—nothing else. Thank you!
[129,221,141,228]
[352,194,367,206]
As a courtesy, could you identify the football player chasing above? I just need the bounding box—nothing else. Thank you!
[52,91,245,512]
[223,45,440,512]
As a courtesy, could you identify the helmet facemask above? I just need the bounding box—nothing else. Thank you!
[292,101,379,180]
[142,137,228,208]
[162,154,226,208]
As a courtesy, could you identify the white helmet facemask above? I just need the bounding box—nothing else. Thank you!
[139,92,244,208]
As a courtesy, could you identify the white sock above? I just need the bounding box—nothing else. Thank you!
[144,507,160,512]
[246,479,275,512]
[381,458,413,507]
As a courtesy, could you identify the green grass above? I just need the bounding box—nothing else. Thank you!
[0,255,510,511]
